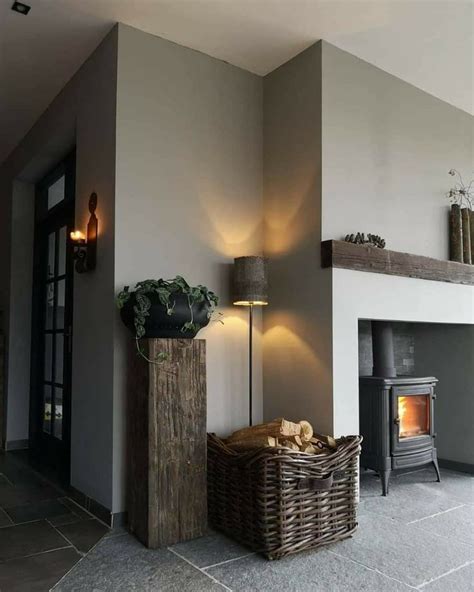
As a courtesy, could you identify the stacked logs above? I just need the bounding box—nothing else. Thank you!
[225,418,337,454]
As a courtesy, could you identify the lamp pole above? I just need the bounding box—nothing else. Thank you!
[232,256,268,428]
[249,303,253,426]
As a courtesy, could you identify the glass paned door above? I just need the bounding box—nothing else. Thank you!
[31,153,75,483]
[42,225,69,441]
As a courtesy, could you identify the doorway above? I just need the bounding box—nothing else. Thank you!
[29,153,75,484]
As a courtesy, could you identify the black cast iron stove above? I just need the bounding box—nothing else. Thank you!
[359,321,441,495]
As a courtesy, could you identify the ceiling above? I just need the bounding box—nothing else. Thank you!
[1,0,473,165]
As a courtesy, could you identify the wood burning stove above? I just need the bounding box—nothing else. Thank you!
[359,322,441,495]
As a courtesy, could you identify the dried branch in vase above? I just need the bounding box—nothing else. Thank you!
[446,169,473,209]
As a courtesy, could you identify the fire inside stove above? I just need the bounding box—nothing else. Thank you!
[398,395,430,438]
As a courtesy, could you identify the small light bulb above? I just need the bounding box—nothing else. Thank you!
[70,230,85,242]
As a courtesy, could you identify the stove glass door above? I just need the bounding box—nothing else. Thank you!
[398,394,430,439]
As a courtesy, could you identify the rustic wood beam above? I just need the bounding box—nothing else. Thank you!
[321,240,474,286]
[128,338,207,548]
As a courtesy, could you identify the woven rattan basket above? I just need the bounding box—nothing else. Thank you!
[207,433,362,560]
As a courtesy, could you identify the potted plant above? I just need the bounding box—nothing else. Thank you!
[117,276,219,359]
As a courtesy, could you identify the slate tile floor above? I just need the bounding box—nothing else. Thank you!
[0,452,110,591]
[1,455,473,591]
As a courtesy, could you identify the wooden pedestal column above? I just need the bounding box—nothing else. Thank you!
[128,338,207,548]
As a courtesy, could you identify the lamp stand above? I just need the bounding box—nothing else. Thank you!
[248,304,253,426]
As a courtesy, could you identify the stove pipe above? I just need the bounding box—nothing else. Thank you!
[371,321,397,377]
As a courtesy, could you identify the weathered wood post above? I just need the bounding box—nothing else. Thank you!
[461,208,472,264]
[128,338,207,548]
[449,204,463,263]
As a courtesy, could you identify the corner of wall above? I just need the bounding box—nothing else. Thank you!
[263,42,333,434]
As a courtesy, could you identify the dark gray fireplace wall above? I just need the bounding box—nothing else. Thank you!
[413,324,474,467]
[358,320,415,376]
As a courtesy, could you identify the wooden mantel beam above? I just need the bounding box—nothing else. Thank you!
[321,240,474,286]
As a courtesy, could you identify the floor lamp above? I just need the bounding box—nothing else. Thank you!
[233,256,268,426]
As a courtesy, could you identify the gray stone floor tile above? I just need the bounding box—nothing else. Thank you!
[421,561,474,592]
[5,498,74,524]
[171,531,251,567]
[54,535,228,591]
[0,547,81,592]
[359,469,469,523]
[412,505,474,547]
[0,520,70,561]
[0,506,13,527]
[333,512,474,588]
[207,548,412,591]
[397,468,474,505]
[0,481,61,509]
[56,518,110,553]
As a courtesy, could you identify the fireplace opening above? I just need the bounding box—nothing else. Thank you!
[398,394,430,439]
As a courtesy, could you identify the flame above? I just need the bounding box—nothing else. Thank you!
[398,395,429,438]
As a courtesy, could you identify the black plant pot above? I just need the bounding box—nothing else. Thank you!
[120,292,211,339]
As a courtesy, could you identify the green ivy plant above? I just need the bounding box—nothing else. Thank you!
[116,276,220,362]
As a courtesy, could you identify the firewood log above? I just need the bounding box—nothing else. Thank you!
[280,440,300,451]
[227,418,301,443]
[312,433,337,449]
[286,435,303,447]
[299,420,314,441]
[227,436,277,451]
[300,442,318,454]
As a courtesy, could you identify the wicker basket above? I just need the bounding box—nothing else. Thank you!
[207,433,362,560]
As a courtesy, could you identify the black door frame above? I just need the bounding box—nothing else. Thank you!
[29,152,75,484]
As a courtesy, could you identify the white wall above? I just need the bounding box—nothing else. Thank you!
[321,42,473,259]
[113,24,263,512]
[320,42,474,436]
[332,269,474,436]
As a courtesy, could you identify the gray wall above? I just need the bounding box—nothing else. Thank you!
[414,324,474,466]
[0,28,117,510]
[263,43,334,435]
[321,42,473,259]
[5,181,34,444]
[113,24,263,512]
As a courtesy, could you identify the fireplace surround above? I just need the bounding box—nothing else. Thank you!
[359,322,441,495]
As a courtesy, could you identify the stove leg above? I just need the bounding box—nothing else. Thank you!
[432,458,441,482]
[380,470,390,496]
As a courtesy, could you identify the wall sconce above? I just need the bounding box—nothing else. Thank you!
[70,192,98,273]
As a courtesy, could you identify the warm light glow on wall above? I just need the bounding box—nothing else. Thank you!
[264,162,317,255]
[197,179,262,257]
[263,316,331,389]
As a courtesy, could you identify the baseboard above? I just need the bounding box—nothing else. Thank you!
[68,485,114,527]
[111,511,128,529]
[5,439,29,451]
[438,458,474,475]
